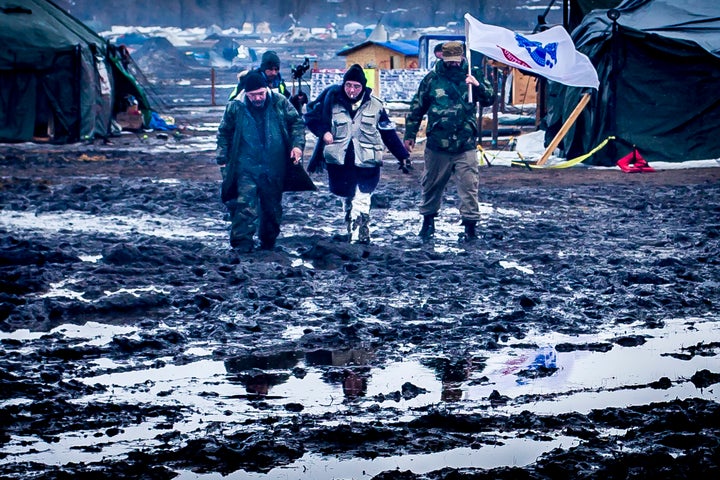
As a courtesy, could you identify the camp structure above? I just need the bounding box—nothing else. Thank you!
[337,22,419,70]
[545,0,720,165]
[0,0,152,143]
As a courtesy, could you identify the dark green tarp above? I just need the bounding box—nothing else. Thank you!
[568,0,624,32]
[0,0,151,143]
[545,0,720,164]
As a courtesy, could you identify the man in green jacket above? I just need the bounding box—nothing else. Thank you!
[216,71,305,252]
[228,51,291,102]
[404,41,493,243]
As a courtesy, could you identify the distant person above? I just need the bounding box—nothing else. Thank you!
[304,64,410,244]
[228,50,291,101]
[429,42,444,68]
[216,71,306,252]
[228,69,249,100]
[403,41,494,243]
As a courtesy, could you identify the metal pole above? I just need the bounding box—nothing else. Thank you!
[607,9,621,159]
[211,68,216,106]
[491,67,499,148]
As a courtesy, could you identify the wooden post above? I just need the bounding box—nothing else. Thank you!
[536,92,591,166]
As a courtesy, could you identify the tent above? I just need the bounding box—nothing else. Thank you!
[545,0,720,165]
[0,0,152,143]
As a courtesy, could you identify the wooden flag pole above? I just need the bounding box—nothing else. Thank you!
[536,92,591,165]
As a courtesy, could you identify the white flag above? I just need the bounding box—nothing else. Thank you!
[464,13,599,89]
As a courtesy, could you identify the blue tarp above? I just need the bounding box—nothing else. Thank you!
[148,111,177,131]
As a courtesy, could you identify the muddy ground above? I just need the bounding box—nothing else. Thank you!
[1,108,719,479]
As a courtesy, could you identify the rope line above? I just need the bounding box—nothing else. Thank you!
[508,136,616,169]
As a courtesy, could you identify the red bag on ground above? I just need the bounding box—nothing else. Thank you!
[616,149,655,173]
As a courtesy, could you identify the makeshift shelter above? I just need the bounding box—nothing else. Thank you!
[337,23,419,70]
[0,0,152,143]
[545,0,720,165]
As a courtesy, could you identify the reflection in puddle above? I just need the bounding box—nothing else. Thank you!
[465,317,720,414]
[16,316,715,417]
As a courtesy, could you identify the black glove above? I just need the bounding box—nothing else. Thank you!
[398,157,413,174]
[290,92,308,113]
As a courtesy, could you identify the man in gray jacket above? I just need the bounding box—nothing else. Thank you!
[216,71,305,252]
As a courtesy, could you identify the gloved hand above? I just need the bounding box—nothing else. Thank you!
[398,157,413,174]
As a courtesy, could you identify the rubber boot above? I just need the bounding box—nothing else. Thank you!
[418,215,435,240]
[344,210,352,242]
[460,220,478,242]
[259,238,275,250]
[353,213,371,244]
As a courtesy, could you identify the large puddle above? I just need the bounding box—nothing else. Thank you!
[173,434,580,479]
[2,315,717,475]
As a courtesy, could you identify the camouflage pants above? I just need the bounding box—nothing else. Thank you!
[229,173,283,249]
[419,148,480,222]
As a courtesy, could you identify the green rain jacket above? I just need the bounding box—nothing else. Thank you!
[216,91,305,203]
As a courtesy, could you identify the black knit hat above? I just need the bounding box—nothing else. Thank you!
[343,64,367,87]
[260,50,281,70]
[243,71,266,92]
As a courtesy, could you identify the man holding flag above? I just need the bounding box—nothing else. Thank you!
[463,13,599,166]
[403,41,494,243]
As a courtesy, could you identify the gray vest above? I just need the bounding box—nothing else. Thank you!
[323,96,384,168]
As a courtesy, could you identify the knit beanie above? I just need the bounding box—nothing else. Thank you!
[260,50,281,70]
[243,71,266,92]
[343,64,367,87]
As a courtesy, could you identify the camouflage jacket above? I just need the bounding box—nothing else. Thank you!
[404,60,484,153]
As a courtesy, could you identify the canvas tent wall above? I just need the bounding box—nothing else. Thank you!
[545,0,720,165]
[0,0,151,143]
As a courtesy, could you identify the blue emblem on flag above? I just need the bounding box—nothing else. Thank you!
[515,33,558,68]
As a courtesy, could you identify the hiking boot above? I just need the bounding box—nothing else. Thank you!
[418,215,436,240]
[353,213,371,244]
[460,220,478,243]
[259,240,275,251]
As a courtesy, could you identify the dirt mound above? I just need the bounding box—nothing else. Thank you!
[132,36,204,77]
